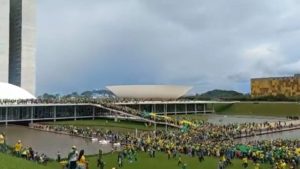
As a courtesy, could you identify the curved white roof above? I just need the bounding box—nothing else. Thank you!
[106,85,193,99]
[0,82,36,100]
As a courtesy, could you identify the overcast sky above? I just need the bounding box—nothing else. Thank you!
[36,0,300,95]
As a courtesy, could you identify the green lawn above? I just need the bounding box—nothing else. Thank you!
[0,151,275,169]
[0,153,54,169]
[45,119,166,132]
[169,114,207,120]
[210,102,300,116]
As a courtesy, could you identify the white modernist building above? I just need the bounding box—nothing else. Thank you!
[0,0,36,95]
[0,0,10,83]
[9,0,36,95]
[106,85,193,99]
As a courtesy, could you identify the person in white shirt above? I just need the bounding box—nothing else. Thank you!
[68,146,78,169]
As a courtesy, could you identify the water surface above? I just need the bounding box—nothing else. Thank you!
[0,126,120,159]
[206,115,285,124]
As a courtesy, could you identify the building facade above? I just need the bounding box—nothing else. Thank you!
[9,0,36,95]
[0,0,10,83]
[251,74,300,97]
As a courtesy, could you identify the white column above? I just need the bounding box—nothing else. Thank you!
[194,104,197,114]
[74,106,77,121]
[174,104,177,115]
[17,107,20,120]
[30,107,34,123]
[164,104,167,131]
[53,106,56,122]
[203,104,206,114]
[185,104,187,115]
[5,107,8,126]
[92,106,95,120]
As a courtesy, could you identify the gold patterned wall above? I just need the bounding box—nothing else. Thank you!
[251,77,300,97]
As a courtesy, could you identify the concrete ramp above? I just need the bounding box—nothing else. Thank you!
[93,104,181,129]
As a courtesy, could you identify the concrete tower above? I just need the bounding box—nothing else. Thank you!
[9,0,36,95]
[0,0,10,83]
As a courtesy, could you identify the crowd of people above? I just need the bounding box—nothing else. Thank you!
[48,124,300,169]
[0,98,193,105]
[30,115,299,144]
[2,119,300,169]
[3,128,300,169]
[0,133,50,166]
[123,135,300,169]
[2,98,300,169]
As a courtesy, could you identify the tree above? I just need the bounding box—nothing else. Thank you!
[40,93,56,99]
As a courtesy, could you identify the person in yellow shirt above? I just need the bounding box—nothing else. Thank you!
[167,149,171,159]
[21,147,28,159]
[259,153,264,163]
[221,155,226,162]
[254,162,260,169]
[280,160,286,169]
[77,149,88,169]
[14,140,23,157]
[242,156,248,168]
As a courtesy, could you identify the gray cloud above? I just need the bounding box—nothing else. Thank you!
[227,73,250,83]
[35,0,300,95]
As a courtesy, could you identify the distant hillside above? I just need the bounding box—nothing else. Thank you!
[39,90,115,99]
[40,89,247,99]
[199,89,245,98]
[80,89,115,98]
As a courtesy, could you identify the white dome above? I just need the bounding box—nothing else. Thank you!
[0,82,36,100]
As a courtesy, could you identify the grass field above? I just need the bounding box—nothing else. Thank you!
[45,119,167,132]
[210,102,300,116]
[46,114,208,132]
[169,114,208,120]
[0,151,274,169]
[0,152,54,169]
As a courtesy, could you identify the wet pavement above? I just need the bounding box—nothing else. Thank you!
[0,126,121,159]
[207,115,285,124]
[234,129,300,143]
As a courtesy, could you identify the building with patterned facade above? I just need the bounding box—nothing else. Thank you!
[251,74,300,97]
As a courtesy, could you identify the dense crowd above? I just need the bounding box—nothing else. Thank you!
[37,119,297,143]
[0,98,193,105]
[128,136,300,169]
[33,121,300,169]
[2,98,300,169]
[3,117,300,169]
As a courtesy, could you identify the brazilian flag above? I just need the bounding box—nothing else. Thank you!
[21,148,27,154]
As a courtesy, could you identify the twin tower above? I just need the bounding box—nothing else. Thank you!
[0,0,36,95]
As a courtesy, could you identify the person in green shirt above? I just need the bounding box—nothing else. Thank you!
[133,150,138,161]
[182,163,187,169]
[178,155,183,166]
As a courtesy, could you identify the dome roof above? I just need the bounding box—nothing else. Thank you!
[106,85,193,99]
[0,82,36,100]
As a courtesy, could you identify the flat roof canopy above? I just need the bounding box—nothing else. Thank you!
[106,85,193,99]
